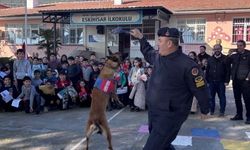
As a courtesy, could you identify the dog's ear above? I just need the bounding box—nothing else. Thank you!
[108,54,121,64]
[105,59,119,69]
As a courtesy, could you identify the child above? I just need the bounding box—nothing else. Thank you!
[98,62,104,71]
[44,69,58,85]
[13,49,32,92]
[78,80,88,106]
[59,61,69,75]
[0,76,18,112]
[114,66,127,107]
[17,76,41,114]
[128,57,145,112]
[31,57,43,78]
[67,56,81,88]
[38,79,56,112]
[89,61,100,91]
[32,70,43,87]
[55,71,71,109]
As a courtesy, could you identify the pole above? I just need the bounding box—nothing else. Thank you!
[24,0,28,58]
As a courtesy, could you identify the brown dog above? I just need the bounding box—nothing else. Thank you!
[84,55,122,150]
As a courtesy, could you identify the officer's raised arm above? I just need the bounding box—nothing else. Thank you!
[130,28,157,65]
[185,65,210,115]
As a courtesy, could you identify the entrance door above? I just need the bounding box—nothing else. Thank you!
[119,31,130,60]
[106,26,130,59]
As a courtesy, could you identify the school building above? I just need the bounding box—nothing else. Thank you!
[0,0,250,58]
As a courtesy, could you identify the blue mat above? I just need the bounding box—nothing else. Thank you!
[191,128,220,138]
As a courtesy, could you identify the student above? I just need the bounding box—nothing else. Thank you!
[13,49,32,92]
[67,56,81,87]
[128,57,145,111]
[31,57,43,78]
[38,79,56,112]
[55,71,71,109]
[17,76,41,114]
[32,70,43,88]
[0,76,18,112]
[43,69,58,85]
[89,61,100,91]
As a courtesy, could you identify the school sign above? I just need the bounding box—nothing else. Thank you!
[70,11,142,25]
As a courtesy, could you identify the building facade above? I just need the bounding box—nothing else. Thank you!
[0,0,250,58]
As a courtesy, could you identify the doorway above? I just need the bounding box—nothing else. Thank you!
[119,31,130,60]
[106,26,130,60]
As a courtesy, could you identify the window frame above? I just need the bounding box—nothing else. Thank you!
[176,18,206,44]
[61,24,84,45]
[5,24,42,45]
[232,17,250,43]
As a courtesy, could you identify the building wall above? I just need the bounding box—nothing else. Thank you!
[165,13,250,55]
[1,12,250,59]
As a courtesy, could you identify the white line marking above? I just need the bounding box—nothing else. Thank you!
[70,107,126,150]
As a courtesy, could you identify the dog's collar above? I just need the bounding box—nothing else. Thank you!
[94,77,116,93]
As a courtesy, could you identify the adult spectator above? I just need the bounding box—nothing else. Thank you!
[227,40,250,124]
[206,44,230,116]
[198,45,211,62]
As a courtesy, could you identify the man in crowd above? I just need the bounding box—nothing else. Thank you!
[206,44,230,116]
[227,40,250,124]
[198,45,211,62]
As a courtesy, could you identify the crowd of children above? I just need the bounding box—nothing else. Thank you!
[0,49,153,114]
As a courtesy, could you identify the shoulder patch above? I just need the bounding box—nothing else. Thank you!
[195,76,205,88]
[191,67,199,76]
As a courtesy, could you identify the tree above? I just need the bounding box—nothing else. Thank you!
[37,28,61,59]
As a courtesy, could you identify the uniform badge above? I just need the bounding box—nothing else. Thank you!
[191,68,199,76]
[195,76,205,88]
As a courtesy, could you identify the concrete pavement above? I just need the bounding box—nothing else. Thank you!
[0,84,250,150]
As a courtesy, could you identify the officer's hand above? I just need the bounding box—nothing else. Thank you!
[224,83,229,86]
[130,28,143,39]
[200,113,209,120]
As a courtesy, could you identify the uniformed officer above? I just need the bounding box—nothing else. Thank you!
[130,27,210,150]
[227,40,250,124]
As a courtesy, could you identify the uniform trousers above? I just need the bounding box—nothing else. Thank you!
[143,110,187,150]
[232,79,250,118]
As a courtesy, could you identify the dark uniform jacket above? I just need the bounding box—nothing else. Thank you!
[139,37,209,116]
[226,50,250,80]
[206,54,230,83]
[198,52,211,62]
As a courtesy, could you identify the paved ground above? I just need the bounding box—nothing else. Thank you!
[0,84,250,150]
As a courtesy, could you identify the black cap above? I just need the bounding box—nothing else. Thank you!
[157,27,180,38]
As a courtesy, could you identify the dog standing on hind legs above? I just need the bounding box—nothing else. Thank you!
[84,55,123,150]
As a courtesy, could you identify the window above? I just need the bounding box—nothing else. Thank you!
[232,18,250,42]
[5,24,41,44]
[62,24,84,44]
[177,19,206,43]
[130,19,156,40]
[5,24,24,44]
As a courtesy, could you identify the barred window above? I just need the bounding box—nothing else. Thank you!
[232,18,250,43]
[61,24,84,45]
[177,19,206,43]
